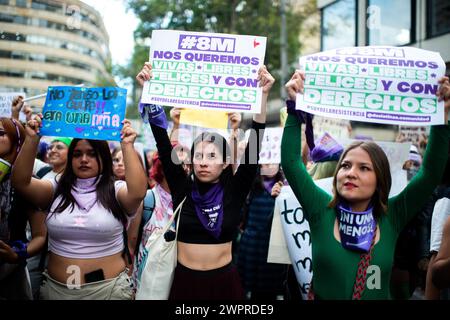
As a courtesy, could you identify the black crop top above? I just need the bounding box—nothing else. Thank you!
[150,120,265,244]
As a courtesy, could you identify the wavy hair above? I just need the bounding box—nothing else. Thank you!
[328,141,391,217]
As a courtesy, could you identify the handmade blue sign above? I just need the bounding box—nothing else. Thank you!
[40,86,127,141]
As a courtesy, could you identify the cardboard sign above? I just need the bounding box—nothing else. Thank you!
[298,46,446,125]
[41,86,127,141]
[141,30,267,113]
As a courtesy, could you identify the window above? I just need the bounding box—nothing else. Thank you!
[0,13,14,23]
[13,15,27,25]
[427,0,450,38]
[0,0,9,5]
[0,31,25,41]
[31,0,62,13]
[321,0,356,50]
[367,0,414,46]
[16,0,28,8]
[0,50,12,58]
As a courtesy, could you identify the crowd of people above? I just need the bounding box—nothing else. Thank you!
[0,62,449,300]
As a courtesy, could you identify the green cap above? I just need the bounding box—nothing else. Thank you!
[52,137,73,148]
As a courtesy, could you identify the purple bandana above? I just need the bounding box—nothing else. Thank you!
[263,177,277,195]
[310,132,343,163]
[138,102,168,130]
[191,181,224,239]
[337,203,376,253]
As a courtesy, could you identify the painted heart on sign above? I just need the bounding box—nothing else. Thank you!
[55,128,61,132]
[75,127,84,133]
[98,126,103,131]
[253,39,260,48]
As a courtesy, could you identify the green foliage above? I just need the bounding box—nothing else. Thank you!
[95,58,117,87]
[118,0,317,116]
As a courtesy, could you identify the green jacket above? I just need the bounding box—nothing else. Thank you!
[281,114,450,299]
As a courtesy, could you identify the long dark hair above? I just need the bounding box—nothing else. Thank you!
[329,141,391,218]
[52,139,126,224]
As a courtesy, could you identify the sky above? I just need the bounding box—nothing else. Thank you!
[82,0,140,67]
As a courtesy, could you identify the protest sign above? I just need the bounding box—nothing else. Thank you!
[312,115,351,140]
[259,127,283,164]
[141,30,267,113]
[180,108,229,128]
[397,125,429,149]
[40,86,127,141]
[0,92,27,122]
[298,46,446,125]
[268,186,313,299]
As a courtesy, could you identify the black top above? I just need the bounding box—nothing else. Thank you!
[150,120,265,244]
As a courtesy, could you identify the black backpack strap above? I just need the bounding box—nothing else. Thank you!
[36,166,53,179]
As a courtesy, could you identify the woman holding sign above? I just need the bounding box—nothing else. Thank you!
[136,63,274,300]
[11,117,147,300]
[281,71,450,300]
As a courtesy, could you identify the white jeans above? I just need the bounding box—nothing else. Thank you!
[39,269,132,300]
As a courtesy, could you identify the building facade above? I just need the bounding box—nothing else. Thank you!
[0,0,113,107]
[316,0,449,141]
[318,0,450,71]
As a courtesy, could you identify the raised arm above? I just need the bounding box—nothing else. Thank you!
[389,76,450,231]
[228,112,242,174]
[169,107,182,144]
[136,63,187,199]
[232,66,273,199]
[280,71,332,224]
[11,96,32,122]
[10,115,53,210]
[116,120,148,215]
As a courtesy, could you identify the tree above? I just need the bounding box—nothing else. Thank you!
[119,0,318,115]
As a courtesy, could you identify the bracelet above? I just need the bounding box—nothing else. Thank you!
[10,240,29,261]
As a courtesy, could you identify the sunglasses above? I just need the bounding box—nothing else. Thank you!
[0,130,6,137]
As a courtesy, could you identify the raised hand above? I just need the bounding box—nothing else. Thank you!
[228,112,242,130]
[257,65,275,94]
[271,181,284,198]
[170,108,182,126]
[285,70,305,101]
[136,62,152,87]
[120,119,137,145]
[26,113,43,140]
[11,95,24,120]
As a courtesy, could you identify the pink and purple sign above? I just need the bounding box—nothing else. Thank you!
[141,30,267,114]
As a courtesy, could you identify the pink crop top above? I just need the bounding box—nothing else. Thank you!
[46,179,131,259]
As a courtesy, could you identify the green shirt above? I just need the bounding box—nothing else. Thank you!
[281,114,450,300]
